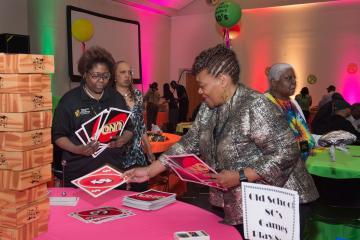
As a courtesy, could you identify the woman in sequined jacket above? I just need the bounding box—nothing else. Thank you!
[125,45,318,235]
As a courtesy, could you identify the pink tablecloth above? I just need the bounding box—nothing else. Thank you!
[36,188,242,240]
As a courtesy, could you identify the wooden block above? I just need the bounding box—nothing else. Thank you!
[0,74,51,93]
[0,128,51,151]
[0,164,52,191]
[0,111,52,132]
[0,196,49,228]
[0,92,52,113]
[0,184,48,208]
[0,207,48,240]
[0,145,53,171]
[0,54,54,74]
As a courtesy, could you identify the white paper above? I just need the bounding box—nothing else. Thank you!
[50,197,79,206]
[242,182,299,240]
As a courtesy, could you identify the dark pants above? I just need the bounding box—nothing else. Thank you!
[178,99,189,122]
[167,108,179,133]
[146,103,158,130]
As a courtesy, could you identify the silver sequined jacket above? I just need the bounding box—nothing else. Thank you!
[159,85,319,225]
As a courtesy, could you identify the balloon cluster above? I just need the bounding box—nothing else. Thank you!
[215,1,242,48]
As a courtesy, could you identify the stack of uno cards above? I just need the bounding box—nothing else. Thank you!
[122,189,176,210]
[69,206,135,224]
[71,165,128,198]
[165,154,225,190]
[75,107,132,158]
[174,230,210,240]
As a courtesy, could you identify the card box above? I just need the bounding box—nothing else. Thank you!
[0,54,54,74]
[0,111,52,132]
[0,128,51,151]
[0,184,48,208]
[0,74,51,93]
[0,92,52,113]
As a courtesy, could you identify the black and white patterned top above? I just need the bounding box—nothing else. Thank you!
[122,89,148,169]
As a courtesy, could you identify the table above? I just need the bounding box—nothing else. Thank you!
[35,188,241,240]
[150,133,181,154]
[306,146,360,179]
[305,146,360,240]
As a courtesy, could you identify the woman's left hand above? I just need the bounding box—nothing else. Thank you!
[210,170,240,189]
[108,136,127,148]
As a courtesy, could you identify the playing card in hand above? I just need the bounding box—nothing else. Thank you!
[96,107,131,144]
[166,154,225,190]
[71,165,128,198]
[81,109,108,142]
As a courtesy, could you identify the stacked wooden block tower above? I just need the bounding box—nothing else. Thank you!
[0,53,54,239]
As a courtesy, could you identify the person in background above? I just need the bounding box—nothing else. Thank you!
[265,63,316,162]
[125,45,318,238]
[114,61,155,192]
[347,103,360,132]
[264,63,318,239]
[318,85,336,108]
[52,46,133,186]
[144,82,160,130]
[163,83,178,133]
[312,92,345,135]
[295,87,312,122]
[171,80,189,122]
[324,99,360,141]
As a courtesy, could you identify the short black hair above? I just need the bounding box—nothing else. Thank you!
[192,44,240,84]
[78,46,115,81]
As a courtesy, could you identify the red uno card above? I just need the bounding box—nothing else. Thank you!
[81,109,108,142]
[69,206,134,224]
[166,154,225,190]
[96,107,131,144]
[127,189,175,202]
[71,165,128,198]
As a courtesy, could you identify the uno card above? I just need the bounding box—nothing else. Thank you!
[166,154,225,190]
[81,109,108,143]
[96,107,131,144]
[126,189,175,202]
[71,165,128,198]
[69,206,134,224]
[75,128,88,145]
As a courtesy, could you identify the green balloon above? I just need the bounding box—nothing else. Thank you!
[215,1,242,28]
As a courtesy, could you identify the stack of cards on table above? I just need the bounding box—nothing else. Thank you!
[71,165,128,198]
[165,154,225,190]
[122,189,176,210]
[75,107,131,158]
[174,230,210,240]
[69,206,135,224]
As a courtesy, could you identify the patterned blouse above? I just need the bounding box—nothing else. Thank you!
[158,84,318,225]
[122,89,148,169]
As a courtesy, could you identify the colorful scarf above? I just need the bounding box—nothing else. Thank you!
[265,93,315,161]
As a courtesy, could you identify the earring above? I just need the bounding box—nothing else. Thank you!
[221,90,229,102]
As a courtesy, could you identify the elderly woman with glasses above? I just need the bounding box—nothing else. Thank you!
[265,63,319,238]
[52,46,133,187]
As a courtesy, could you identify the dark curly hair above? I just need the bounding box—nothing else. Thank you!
[78,46,115,82]
[192,44,240,84]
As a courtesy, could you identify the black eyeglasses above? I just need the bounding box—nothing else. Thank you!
[88,71,111,81]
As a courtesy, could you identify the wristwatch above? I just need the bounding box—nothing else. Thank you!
[238,169,248,183]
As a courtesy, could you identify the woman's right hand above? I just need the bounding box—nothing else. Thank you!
[125,167,150,183]
[75,140,99,156]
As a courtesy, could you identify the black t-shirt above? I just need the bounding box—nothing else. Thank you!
[52,84,133,184]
